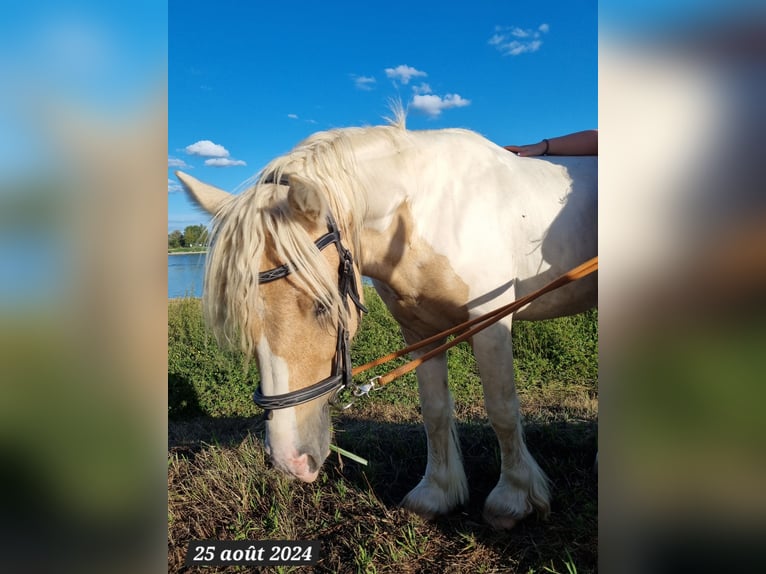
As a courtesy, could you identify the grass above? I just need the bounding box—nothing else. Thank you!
[168,286,598,573]
[169,247,207,254]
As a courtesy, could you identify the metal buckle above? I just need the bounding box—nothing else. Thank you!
[353,376,379,398]
[328,377,379,412]
[328,384,354,411]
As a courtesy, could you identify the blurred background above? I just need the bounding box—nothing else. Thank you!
[0,1,764,572]
[599,1,766,572]
[0,2,167,573]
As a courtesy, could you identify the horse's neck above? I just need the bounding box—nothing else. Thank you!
[353,135,466,293]
[353,145,413,279]
[353,129,498,275]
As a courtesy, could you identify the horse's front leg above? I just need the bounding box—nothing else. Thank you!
[472,319,551,529]
[400,334,468,519]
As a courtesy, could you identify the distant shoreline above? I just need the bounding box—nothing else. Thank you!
[168,250,207,255]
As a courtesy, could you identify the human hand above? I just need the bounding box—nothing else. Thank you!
[504,141,548,157]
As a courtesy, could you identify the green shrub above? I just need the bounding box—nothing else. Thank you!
[512,308,598,388]
[168,298,256,419]
[168,290,597,418]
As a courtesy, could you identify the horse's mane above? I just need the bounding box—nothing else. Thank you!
[203,115,408,355]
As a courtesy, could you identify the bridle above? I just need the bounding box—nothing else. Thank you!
[251,184,367,417]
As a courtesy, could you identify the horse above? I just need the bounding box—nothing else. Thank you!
[176,113,597,529]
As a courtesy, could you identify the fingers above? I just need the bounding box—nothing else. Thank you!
[503,144,540,157]
[504,145,529,156]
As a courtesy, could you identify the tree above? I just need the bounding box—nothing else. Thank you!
[168,229,184,248]
[183,224,207,247]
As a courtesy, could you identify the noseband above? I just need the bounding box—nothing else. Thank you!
[251,187,367,416]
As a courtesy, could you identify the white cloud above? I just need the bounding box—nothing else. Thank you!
[168,156,190,168]
[353,75,376,90]
[501,39,543,56]
[184,140,229,157]
[385,64,427,85]
[168,178,182,193]
[410,93,470,117]
[412,82,432,95]
[287,113,317,124]
[510,27,530,38]
[490,24,549,56]
[204,158,246,168]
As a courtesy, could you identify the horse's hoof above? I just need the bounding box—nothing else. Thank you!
[482,481,543,529]
[482,510,519,530]
[400,477,466,520]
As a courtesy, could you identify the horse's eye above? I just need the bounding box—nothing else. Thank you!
[315,302,329,318]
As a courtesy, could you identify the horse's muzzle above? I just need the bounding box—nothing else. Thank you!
[278,452,320,483]
[265,442,322,482]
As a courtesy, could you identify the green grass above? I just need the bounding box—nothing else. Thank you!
[168,298,258,419]
[168,286,598,573]
[168,247,207,254]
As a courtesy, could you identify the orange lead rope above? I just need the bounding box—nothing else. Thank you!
[350,256,598,392]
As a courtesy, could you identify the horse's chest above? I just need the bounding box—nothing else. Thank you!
[363,202,472,338]
[372,279,469,341]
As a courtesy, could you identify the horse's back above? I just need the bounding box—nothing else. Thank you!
[354,126,595,326]
[404,130,597,320]
[400,130,598,319]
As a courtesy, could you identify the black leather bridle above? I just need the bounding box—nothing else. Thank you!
[251,183,367,416]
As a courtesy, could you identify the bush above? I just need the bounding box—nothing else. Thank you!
[168,298,256,419]
[168,290,597,418]
[512,308,599,388]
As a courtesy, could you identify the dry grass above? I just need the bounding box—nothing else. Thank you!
[168,295,597,572]
[168,392,597,573]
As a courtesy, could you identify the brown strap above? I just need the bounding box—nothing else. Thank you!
[354,256,597,387]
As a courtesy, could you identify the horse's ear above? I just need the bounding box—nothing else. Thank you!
[287,174,327,224]
[176,171,231,215]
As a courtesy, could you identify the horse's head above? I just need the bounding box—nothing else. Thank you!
[177,171,365,482]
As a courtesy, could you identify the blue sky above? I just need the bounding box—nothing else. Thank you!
[169,1,597,232]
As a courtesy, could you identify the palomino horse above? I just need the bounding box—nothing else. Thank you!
[176,114,596,529]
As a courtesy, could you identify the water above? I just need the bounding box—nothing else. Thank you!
[168,252,373,298]
[168,252,205,298]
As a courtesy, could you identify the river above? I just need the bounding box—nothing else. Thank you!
[168,252,205,298]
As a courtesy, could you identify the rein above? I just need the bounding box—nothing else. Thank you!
[347,256,598,399]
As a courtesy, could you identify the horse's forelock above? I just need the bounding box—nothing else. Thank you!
[204,200,345,356]
[203,127,390,355]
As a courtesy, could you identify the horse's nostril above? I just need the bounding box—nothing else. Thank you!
[305,454,319,473]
